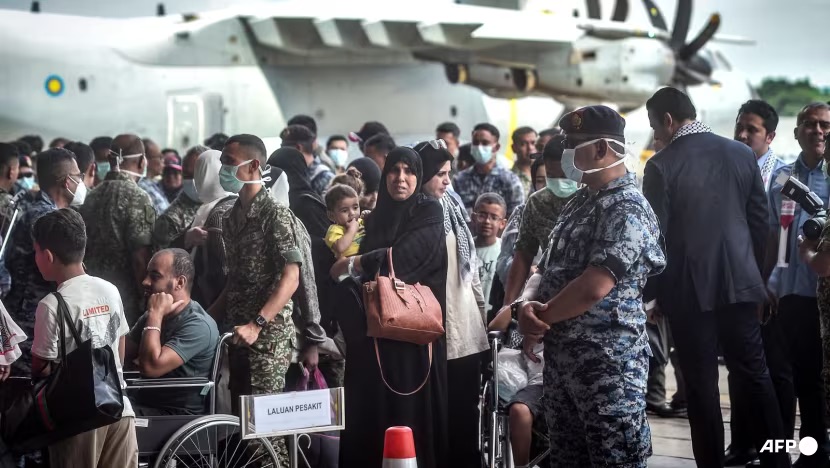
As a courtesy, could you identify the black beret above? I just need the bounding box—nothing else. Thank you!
[559,105,626,140]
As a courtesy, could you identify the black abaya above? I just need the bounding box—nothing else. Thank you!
[337,148,450,468]
[268,147,332,238]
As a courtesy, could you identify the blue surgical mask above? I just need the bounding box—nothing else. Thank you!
[471,145,495,165]
[219,160,270,194]
[18,176,34,191]
[327,149,349,168]
[546,177,579,198]
[561,138,628,183]
[96,161,111,181]
[181,178,198,201]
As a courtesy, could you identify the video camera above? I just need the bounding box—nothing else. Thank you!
[778,172,827,240]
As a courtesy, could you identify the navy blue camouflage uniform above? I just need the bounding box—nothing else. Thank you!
[3,190,58,375]
[536,172,666,467]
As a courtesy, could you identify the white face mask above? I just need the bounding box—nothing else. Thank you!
[561,138,628,184]
[67,176,87,206]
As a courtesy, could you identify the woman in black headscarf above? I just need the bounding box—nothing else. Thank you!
[347,157,381,211]
[268,147,331,238]
[330,147,449,468]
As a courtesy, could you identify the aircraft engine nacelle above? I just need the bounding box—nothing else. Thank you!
[533,37,675,109]
[445,63,533,99]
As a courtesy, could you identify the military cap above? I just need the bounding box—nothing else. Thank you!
[559,105,626,140]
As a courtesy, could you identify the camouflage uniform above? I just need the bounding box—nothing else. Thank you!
[513,187,572,259]
[80,171,156,324]
[816,221,830,409]
[152,193,201,249]
[223,189,302,467]
[4,190,57,375]
[535,172,666,467]
[511,165,532,196]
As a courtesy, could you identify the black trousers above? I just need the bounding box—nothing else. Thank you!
[732,296,829,458]
[669,301,789,468]
[448,351,484,468]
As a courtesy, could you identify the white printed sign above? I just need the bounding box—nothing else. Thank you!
[252,389,332,434]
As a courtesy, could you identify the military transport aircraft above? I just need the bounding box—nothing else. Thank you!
[0,0,754,165]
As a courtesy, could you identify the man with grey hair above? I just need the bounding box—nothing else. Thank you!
[126,248,219,416]
[153,145,208,249]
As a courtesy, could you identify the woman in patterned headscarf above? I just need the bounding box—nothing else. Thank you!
[417,140,489,468]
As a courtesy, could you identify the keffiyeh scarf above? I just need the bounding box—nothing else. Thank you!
[671,121,712,143]
[442,195,477,285]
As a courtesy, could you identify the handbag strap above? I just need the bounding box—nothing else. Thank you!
[53,292,83,362]
[374,339,432,396]
[386,247,396,279]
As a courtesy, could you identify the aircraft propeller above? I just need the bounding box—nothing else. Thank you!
[586,0,720,87]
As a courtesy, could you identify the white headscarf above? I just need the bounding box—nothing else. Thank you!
[268,170,290,206]
[192,149,235,228]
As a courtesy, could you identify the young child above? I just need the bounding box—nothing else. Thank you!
[473,192,507,315]
[324,184,365,258]
[329,167,364,196]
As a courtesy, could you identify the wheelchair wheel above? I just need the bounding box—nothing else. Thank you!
[153,414,281,468]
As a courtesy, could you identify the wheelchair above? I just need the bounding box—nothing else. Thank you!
[479,331,550,468]
[128,333,282,468]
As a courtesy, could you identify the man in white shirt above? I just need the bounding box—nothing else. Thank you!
[30,208,137,468]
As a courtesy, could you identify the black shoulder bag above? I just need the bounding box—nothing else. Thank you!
[1,292,124,451]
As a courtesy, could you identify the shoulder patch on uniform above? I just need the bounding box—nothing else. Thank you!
[145,205,156,225]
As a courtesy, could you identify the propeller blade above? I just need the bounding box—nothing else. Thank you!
[670,0,693,50]
[641,0,668,31]
[674,60,716,86]
[679,13,720,60]
[586,0,601,19]
[611,0,629,22]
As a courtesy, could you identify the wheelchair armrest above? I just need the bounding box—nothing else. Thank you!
[126,377,212,389]
[487,331,505,343]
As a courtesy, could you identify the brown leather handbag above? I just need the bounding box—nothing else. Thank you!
[363,247,444,345]
[363,247,444,395]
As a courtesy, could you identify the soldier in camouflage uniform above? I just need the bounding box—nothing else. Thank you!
[152,145,206,250]
[207,135,305,467]
[502,134,574,306]
[5,148,82,375]
[80,135,156,325]
[519,107,666,467]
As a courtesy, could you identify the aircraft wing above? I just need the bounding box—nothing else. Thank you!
[231,1,585,68]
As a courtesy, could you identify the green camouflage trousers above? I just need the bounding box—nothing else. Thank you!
[229,317,295,467]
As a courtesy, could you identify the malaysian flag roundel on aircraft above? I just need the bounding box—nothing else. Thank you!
[44,75,64,97]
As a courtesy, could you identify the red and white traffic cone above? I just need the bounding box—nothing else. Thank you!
[382,426,418,468]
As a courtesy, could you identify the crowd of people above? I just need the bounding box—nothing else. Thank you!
[0,87,829,468]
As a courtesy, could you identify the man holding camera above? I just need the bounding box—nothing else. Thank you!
[768,102,830,467]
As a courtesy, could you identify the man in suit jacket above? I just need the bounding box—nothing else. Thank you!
[641,87,789,468]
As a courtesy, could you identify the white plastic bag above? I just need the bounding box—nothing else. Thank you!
[496,348,527,401]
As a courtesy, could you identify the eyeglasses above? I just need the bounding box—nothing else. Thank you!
[474,212,504,222]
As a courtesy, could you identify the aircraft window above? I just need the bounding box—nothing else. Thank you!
[576,78,583,87]
[622,76,629,83]
[450,106,458,117]
[581,51,597,61]
[79,78,87,92]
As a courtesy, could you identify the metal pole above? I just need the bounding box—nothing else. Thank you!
[0,207,19,260]
[291,433,299,468]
